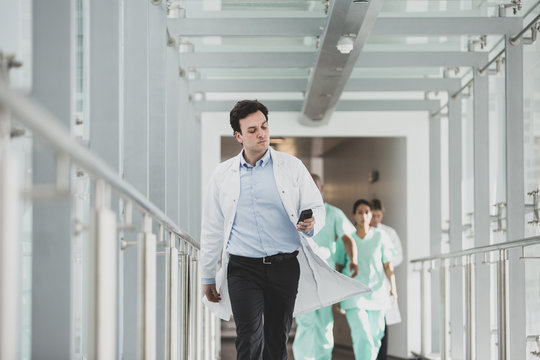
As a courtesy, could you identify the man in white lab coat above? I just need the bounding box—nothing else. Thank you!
[200,100,368,360]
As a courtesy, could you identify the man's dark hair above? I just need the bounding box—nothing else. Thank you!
[230,100,269,134]
[353,199,372,214]
[371,198,384,212]
[311,173,321,183]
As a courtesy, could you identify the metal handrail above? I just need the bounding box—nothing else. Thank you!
[412,235,540,360]
[510,13,540,44]
[411,235,540,263]
[0,80,198,249]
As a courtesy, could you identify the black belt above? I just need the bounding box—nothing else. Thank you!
[229,250,299,265]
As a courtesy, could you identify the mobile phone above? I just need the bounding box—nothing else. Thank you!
[297,209,313,223]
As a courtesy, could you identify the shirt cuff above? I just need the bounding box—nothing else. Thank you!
[304,229,314,237]
[202,278,216,285]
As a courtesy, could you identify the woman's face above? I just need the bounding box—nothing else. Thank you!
[371,209,383,227]
[354,204,372,227]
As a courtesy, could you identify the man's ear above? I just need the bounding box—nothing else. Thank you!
[234,131,243,145]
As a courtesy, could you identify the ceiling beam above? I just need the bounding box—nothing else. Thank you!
[195,99,441,112]
[180,52,314,68]
[169,17,521,37]
[188,78,461,92]
[357,51,488,67]
[168,18,326,37]
[372,17,521,36]
[180,51,488,68]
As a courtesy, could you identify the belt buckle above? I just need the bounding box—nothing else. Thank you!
[262,256,272,265]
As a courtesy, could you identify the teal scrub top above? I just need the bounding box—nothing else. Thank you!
[313,203,356,267]
[334,227,395,310]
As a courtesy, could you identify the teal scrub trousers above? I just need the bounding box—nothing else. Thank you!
[345,308,385,360]
[292,305,334,360]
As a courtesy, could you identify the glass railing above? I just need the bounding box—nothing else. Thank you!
[411,235,540,360]
[0,60,218,359]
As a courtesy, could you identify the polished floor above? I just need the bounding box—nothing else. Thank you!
[220,319,355,359]
[220,338,355,360]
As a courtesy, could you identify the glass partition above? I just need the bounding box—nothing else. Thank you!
[523,11,540,358]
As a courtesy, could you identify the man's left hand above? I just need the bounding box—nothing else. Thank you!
[296,216,315,233]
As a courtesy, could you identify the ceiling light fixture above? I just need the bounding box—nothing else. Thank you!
[336,34,355,54]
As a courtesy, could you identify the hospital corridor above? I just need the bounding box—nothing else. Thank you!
[0,0,539,359]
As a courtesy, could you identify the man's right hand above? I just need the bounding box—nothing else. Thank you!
[203,284,221,303]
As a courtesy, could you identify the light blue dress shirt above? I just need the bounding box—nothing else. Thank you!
[227,150,302,257]
[201,150,308,285]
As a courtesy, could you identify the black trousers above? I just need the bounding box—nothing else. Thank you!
[377,322,388,360]
[227,254,300,360]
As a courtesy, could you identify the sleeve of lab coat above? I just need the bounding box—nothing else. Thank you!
[386,226,403,267]
[200,168,225,280]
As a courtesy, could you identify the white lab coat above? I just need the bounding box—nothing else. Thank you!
[378,223,404,325]
[200,148,369,320]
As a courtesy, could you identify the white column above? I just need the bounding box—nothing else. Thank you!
[122,1,149,357]
[505,32,526,360]
[88,1,123,357]
[448,95,464,359]
[148,4,168,357]
[473,70,491,359]
[138,214,156,360]
[31,0,75,357]
[166,47,180,223]
[88,181,118,360]
[429,115,442,354]
[0,122,21,359]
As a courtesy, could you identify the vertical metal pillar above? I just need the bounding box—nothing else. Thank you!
[505,31,526,360]
[429,115,442,354]
[497,249,509,360]
[122,0,149,356]
[0,61,21,359]
[448,95,464,359]
[137,214,156,360]
[31,0,75,357]
[88,180,118,359]
[165,233,178,360]
[192,249,201,360]
[473,69,491,360]
[440,258,450,360]
[166,47,180,224]
[420,262,430,356]
[465,254,476,360]
[179,242,190,360]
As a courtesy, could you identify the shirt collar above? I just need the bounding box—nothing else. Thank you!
[240,149,272,168]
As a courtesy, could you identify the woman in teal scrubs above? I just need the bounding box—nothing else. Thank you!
[334,199,397,360]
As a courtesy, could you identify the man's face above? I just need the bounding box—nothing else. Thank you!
[234,110,269,155]
[371,209,383,227]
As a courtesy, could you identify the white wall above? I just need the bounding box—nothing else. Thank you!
[201,110,431,357]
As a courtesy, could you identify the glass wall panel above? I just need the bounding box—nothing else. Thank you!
[523,15,540,358]
[72,0,90,357]
[462,90,475,249]
[488,55,507,359]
